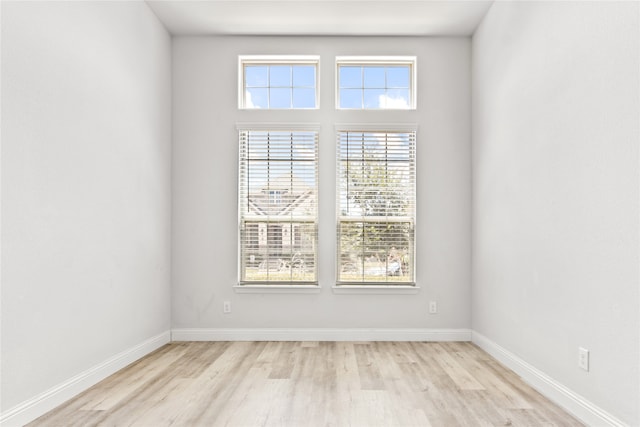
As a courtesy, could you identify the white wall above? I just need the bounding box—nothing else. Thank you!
[172,36,471,332]
[472,2,639,425]
[1,0,171,416]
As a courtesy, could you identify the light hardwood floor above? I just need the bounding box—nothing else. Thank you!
[28,341,583,426]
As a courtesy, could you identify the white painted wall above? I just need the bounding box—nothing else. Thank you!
[1,0,171,414]
[172,36,471,331]
[472,2,639,425]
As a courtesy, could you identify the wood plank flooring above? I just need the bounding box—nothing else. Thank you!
[28,341,583,427]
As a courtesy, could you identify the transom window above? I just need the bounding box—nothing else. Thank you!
[336,56,416,110]
[238,126,319,285]
[337,128,416,285]
[239,56,319,109]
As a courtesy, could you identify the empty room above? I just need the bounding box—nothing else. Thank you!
[1,1,638,426]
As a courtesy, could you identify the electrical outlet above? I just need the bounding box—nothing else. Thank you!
[429,301,437,314]
[578,347,589,371]
[223,301,231,314]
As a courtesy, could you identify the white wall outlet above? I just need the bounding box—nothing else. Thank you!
[223,301,231,314]
[578,347,589,371]
[429,301,437,314]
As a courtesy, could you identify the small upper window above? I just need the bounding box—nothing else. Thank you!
[336,56,416,110]
[239,56,319,109]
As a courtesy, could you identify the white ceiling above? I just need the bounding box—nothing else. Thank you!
[146,1,494,36]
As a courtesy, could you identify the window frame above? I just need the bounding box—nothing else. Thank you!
[335,123,417,287]
[335,56,417,110]
[236,123,320,289]
[238,55,320,110]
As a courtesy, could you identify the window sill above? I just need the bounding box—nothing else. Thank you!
[332,285,420,295]
[234,284,321,294]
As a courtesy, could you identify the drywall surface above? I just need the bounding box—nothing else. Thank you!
[172,36,471,330]
[472,2,639,424]
[1,1,171,411]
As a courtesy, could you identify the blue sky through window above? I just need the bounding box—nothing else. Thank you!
[338,64,412,109]
[244,64,317,109]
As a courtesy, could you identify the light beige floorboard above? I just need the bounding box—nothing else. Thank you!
[27,341,584,427]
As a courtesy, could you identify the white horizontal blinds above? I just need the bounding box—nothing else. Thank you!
[239,130,318,284]
[337,130,416,284]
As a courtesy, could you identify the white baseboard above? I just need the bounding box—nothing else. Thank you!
[471,331,627,427]
[171,327,472,342]
[0,330,171,427]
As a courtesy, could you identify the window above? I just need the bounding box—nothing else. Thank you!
[239,56,319,109]
[336,56,416,110]
[238,127,318,285]
[337,128,416,285]
[268,190,284,205]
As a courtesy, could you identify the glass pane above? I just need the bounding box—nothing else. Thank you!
[338,221,412,283]
[270,65,291,87]
[246,161,269,194]
[265,132,296,159]
[385,89,410,109]
[339,66,362,88]
[270,88,291,108]
[293,163,316,186]
[339,89,362,109]
[338,222,363,282]
[363,66,385,88]
[245,66,268,87]
[292,65,315,87]
[246,88,268,109]
[291,131,317,154]
[386,66,410,88]
[292,88,316,108]
[364,89,385,109]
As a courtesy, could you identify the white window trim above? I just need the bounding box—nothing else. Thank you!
[335,123,418,289]
[331,285,420,295]
[236,122,321,132]
[238,55,321,110]
[335,56,417,110]
[236,123,321,291]
[334,123,418,133]
[234,284,321,294]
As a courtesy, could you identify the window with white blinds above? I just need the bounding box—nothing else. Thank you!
[238,128,318,285]
[337,130,416,285]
